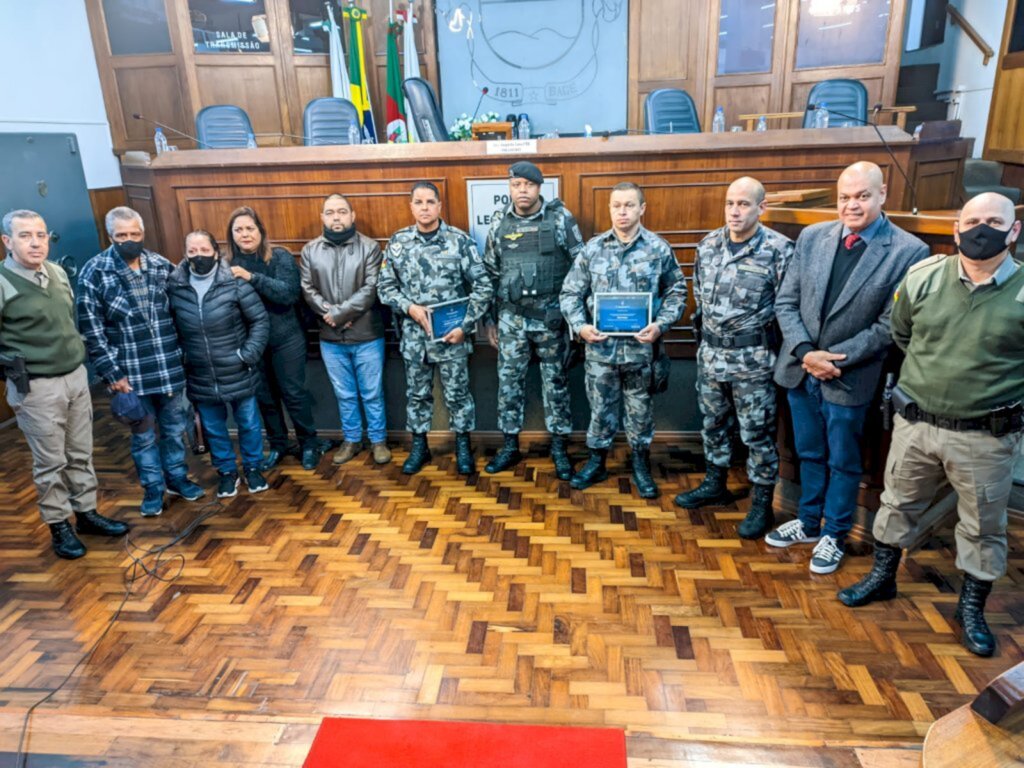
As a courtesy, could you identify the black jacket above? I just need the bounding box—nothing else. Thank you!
[166,259,270,403]
[230,246,305,347]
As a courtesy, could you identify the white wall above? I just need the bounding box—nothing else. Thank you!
[0,0,122,189]
[902,0,1008,157]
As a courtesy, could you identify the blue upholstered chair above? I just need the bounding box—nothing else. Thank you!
[802,79,869,128]
[195,105,254,149]
[643,89,701,134]
[303,97,361,145]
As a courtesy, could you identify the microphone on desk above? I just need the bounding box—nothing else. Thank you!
[470,87,489,122]
[807,102,920,215]
[132,113,209,149]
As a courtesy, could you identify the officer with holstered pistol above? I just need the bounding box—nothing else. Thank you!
[1,209,128,559]
[838,192,1024,658]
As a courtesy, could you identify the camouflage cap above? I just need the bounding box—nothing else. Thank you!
[508,161,543,185]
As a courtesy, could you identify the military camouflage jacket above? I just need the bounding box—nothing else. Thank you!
[378,220,493,363]
[694,224,793,381]
[559,226,686,364]
[482,197,585,322]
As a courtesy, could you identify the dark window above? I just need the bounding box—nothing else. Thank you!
[1009,0,1024,54]
[189,0,271,53]
[103,0,173,56]
[290,0,330,54]
[796,0,892,70]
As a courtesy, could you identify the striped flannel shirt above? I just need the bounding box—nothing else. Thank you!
[76,246,185,396]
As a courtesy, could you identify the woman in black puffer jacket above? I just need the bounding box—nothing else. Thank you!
[167,229,270,499]
[226,206,322,471]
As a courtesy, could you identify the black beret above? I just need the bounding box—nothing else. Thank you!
[508,161,543,185]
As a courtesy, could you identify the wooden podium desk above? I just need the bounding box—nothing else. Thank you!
[121,127,968,358]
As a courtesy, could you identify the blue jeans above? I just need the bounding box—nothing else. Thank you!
[196,396,264,474]
[320,338,386,443]
[131,390,190,492]
[787,377,870,541]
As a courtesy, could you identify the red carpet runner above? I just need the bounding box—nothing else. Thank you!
[303,717,627,767]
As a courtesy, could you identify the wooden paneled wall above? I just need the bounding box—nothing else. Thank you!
[87,0,909,154]
[985,0,1024,165]
[85,0,439,154]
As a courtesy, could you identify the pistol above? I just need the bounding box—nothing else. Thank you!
[0,353,30,395]
[880,373,895,431]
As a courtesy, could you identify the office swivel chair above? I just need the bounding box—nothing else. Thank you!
[643,88,701,134]
[802,79,868,127]
[303,97,361,145]
[402,78,449,142]
[195,105,254,149]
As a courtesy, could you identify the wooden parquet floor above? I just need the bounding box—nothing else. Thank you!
[1,409,1022,767]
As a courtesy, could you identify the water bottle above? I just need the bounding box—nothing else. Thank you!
[712,106,726,134]
[584,123,593,138]
[517,114,531,140]
[756,115,768,132]
[153,127,168,156]
[347,124,360,145]
[815,102,829,129]
[246,132,257,149]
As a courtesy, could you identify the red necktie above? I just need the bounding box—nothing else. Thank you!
[844,233,861,250]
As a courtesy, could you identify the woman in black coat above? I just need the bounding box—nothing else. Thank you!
[166,229,270,498]
[227,206,322,471]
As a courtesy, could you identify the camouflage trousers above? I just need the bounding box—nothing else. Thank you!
[496,308,572,435]
[697,369,778,485]
[584,359,653,449]
[404,356,475,434]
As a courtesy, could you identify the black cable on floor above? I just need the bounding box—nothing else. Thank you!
[11,500,223,768]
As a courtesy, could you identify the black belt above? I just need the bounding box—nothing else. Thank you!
[702,328,768,349]
[27,369,77,380]
[901,402,1024,435]
[499,302,562,324]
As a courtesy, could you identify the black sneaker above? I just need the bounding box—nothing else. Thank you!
[245,468,269,494]
[217,472,240,498]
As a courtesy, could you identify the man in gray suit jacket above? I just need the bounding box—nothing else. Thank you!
[766,162,929,574]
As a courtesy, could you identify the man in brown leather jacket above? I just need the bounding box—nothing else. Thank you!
[300,194,390,465]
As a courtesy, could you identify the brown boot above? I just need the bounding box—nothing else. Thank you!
[332,441,362,465]
[371,442,392,464]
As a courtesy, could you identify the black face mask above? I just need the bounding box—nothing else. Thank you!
[189,256,217,276]
[323,224,357,245]
[958,223,1012,261]
[115,240,144,260]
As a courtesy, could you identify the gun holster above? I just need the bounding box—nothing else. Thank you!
[0,353,30,395]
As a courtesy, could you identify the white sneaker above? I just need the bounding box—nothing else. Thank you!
[765,519,821,548]
[809,535,845,574]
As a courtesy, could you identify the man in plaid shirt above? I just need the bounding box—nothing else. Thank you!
[77,206,204,516]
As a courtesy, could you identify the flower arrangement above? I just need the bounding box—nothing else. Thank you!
[449,111,501,141]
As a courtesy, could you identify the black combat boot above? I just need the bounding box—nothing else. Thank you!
[837,541,901,607]
[630,447,659,499]
[75,510,130,537]
[674,464,729,508]
[49,521,86,560]
[570,448,608,490]
[737,483,776,539]
[485,433,522,474]
[954,574,996,657]
[455,433,475,475]
[550,434,574,481]
[402,433,432,475]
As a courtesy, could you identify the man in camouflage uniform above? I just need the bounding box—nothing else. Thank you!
[674,177,794,539]
[560,182,686,498]
[482,161,584,480]
[378,181,493,475]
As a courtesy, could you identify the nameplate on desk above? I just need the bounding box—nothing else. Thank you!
[486,139,537,156]
[594,292,652,336]
[426,297,470,340]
